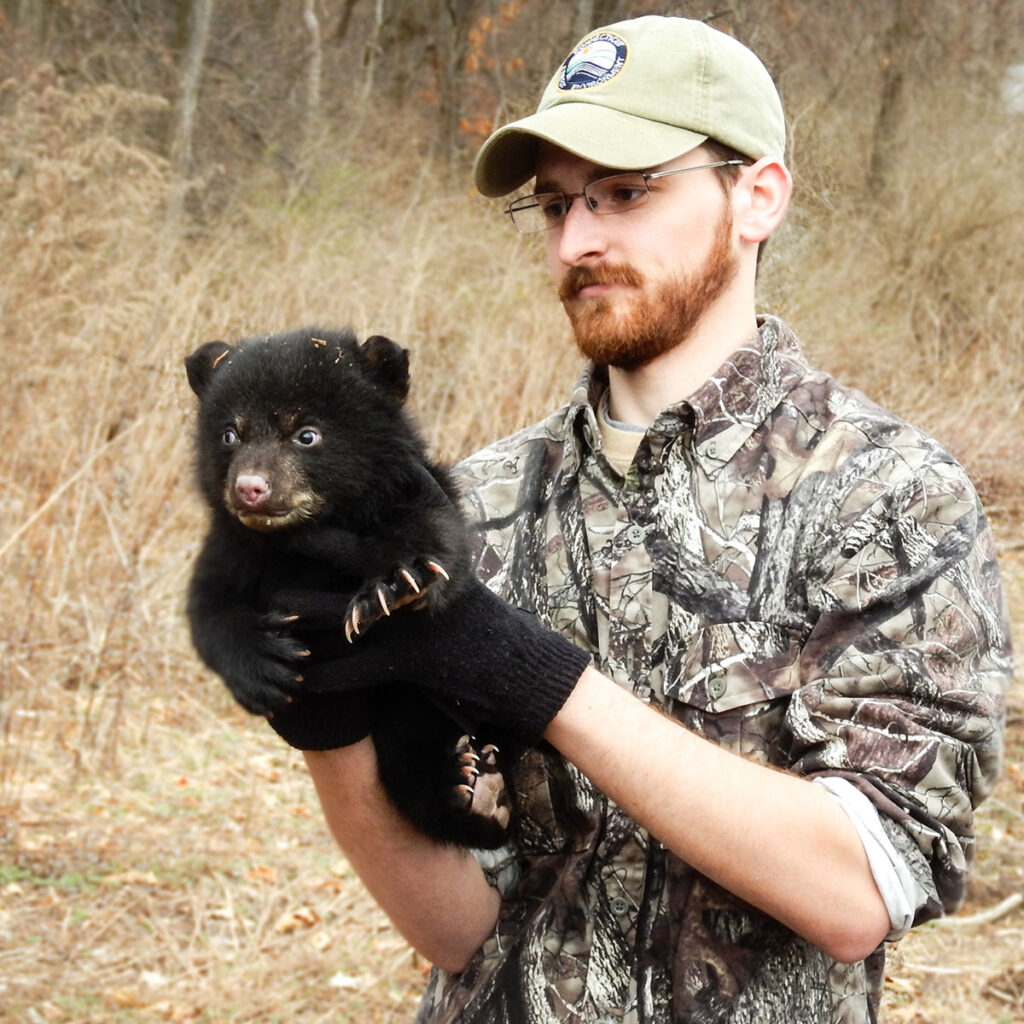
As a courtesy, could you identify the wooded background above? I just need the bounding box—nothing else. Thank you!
[1,3,1023,1023]
[3,0,1022,378]
[4,0,1022,199]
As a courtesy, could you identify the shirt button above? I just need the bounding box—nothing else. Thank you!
[708,677,727,699]
[610,896,630,915]
[624,524,645,545]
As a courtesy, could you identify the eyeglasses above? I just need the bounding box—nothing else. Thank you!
[505,160,745,234]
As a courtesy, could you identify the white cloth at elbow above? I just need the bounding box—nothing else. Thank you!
[813,775,931,941]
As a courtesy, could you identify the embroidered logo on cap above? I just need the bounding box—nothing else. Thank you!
[558,32,627,91]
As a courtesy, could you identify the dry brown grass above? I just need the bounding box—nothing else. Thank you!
[0,59,1022,1024]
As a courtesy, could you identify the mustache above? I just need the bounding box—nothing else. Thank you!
[558,263,645,302]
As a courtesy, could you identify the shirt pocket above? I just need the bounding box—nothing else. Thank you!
[664,621,804,762]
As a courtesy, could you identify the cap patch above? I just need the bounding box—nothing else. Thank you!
[558,32,627,91]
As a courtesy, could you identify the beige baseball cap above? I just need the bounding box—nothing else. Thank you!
[473,16,786,198]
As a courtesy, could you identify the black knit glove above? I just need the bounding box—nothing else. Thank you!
[292,578,591,745]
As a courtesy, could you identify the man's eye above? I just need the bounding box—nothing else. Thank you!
[294,427,322,447]
[538,195,568,222]
[596,180,647,210]
[610,185,646,204]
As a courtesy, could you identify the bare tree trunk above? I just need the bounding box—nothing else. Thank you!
[15,0,52,50]
[361,0,386,101]
[868,0,920,193]
[429,0,484,158]
[303,0,323,151]
[172,0,214,177]
[168,0,214,226]
[333,0,361,42]
[572,0,595,42]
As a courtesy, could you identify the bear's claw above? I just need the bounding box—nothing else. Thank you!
[344,557,450,642]
[452,734,510,828]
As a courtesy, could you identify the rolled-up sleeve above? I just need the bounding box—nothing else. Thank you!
[786,456,1012,924]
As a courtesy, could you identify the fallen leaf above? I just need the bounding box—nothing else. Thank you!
[106,987,146,1008]
[274,906,320,933]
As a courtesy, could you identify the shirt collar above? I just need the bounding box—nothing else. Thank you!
[558,364,605,479]
[560,317,810,477]
[683,315,810,475]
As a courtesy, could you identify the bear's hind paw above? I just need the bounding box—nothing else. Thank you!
[452,734,510,831]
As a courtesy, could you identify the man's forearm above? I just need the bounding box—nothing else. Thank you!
[545,666,892,963]
[303,741,500,973]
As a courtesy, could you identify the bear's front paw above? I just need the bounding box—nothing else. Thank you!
[222,616,311,716]
[344,556,452,642]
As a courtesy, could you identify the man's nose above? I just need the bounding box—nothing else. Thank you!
[552,194,609,266]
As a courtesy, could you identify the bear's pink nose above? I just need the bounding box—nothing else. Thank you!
[235,473,271,509]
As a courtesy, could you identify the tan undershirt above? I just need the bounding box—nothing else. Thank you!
[597,388,645,475]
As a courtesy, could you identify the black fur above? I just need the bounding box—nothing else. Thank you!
[184,326,513,847]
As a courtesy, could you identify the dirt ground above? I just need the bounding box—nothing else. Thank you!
[0,558,1021,1024]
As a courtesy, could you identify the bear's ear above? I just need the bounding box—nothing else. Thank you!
[360,335,410,403]
[185,340,235,397]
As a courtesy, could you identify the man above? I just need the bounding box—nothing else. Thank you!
[274,16,1011,1023]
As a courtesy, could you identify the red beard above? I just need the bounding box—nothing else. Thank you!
[558,211,738,370]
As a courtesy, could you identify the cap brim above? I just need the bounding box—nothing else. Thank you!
[474,103,708,197]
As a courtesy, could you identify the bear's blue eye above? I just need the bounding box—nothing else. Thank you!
[222,427,240,446]
[294,427,322,447]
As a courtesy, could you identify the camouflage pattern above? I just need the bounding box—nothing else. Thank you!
[414,317,1011,1024]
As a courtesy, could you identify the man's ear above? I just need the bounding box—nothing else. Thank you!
[734,157,792,245]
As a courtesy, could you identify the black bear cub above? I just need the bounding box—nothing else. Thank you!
[185,326,514,848]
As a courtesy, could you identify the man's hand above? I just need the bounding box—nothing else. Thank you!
[279,577,592,745]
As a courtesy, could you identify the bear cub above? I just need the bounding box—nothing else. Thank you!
[185,326,514,848]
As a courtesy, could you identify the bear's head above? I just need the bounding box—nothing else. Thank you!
[185,327,422,533]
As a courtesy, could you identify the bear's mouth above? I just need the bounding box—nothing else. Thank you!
[233,508,304,532]
[226,488,325,533]
[232,500,326,532]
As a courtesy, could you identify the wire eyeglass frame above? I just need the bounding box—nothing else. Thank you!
[505,160,745,234]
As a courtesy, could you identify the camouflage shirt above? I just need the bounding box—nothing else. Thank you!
[414,317,1011,1024]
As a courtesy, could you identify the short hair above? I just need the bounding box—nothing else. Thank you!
[703,137,751,187]
[703,137,768,267]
